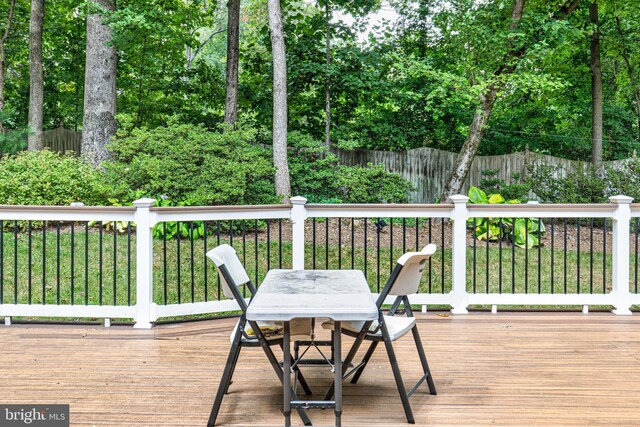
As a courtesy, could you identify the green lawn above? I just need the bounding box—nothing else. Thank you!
[0,229,634,309]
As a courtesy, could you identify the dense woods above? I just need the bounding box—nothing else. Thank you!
[0,0,639,204]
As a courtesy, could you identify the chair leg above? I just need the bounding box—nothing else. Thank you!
[208,326,243,427]
[350,341,378,384]
[380,318,415,424]
[411,325,437,395]
[250,322,313,426]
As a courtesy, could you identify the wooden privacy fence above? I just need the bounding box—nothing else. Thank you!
[39,127,635,203]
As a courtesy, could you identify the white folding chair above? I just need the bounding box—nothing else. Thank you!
[206,244,313,426]
[322,244,438,424]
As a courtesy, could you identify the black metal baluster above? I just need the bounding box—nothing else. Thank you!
[635,218,639,294]
[441,218,445,294]
[13,221,18,304]
[57,221,62,305]
[351,218,355,269]
[364,218,368,279]
[190,222,195,303]
[113,223,117,305]
[84,222,88,305]
[603,219,607,294]
[278,219,282,269]
[486,218,490,294]
[254,219,258,286]
[473,218,477,294]
[204,221,208,301]
[163,222,167,304]
[28,221,32,304]
[389,219,394,273]
[70,221,74,305]
[563,218,567,294]
[177,221,182,304]
[590,218,594,294]
[266,219,271,271]
[240,221,245,297]
[511,218,515,294]
[500,218,503,294]
[550,221,555,294]
[325,218,330,269]
[537,218,541,294]
[127,222,132,306]
[338,218,342,269]
[97,222,102,305]
[402,218,406,254]
[415,218,419,251]
[376,217,381,293]
[525,218,529,294]
[216,221,221,297]
[312,218,316,269]
[576,219,580,294]
[428,218,432,293]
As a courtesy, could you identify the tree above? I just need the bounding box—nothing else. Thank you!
[27,0,43,151]
[590,1,602,164]
[267,0,291,200]
[0,0,17,130]
[82,0,117,167]
[224,0,240,128]
[441,0,581,201]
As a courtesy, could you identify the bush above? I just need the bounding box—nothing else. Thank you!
[528,159,640,204]
[479,169,530,202]
[288,132,414,203]
[0,150,114,205]
[105,120,278,206]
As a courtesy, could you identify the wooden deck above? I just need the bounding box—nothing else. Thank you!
[2,312,640,426]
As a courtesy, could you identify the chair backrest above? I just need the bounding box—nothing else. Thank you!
[383,244,437,299]
[206,244,251,300]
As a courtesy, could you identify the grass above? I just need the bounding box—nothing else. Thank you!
[0,228,636,314]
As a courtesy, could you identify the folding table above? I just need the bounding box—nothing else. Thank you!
[246,269,378,427]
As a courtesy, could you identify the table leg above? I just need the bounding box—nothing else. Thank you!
[283,321,292,427]
[334,320,342,427]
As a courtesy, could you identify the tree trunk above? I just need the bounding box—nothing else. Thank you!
[27,0,44,151]
[224,0,240,128]
[615,16,640,140]
[590,2,603,165]
[441,88,498,201]
[267,0,291,201]
[0,0,16,131]
[82,0,117,168]
[440,0,525,201]
[324,2,331,148]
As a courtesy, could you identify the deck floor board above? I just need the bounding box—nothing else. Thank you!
[2,312,640,426]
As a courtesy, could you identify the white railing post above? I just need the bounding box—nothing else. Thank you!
[133,198,157,328]
[450,194,469,314]
[610,195,633,315]
[290,196,307,270]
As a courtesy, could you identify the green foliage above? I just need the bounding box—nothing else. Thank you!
[288,132,414,203]
[105,120,277,206]
[528,159,640,204]
[467,186,544,249]
[479,169,531,202]
[0,150,114,206]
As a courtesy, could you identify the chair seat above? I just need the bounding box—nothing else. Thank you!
[231,318,313,343]
[322,315,416,341]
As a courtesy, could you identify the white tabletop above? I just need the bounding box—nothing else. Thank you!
[246,269,378,322]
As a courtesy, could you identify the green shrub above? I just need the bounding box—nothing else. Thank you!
[105,120,277,206]
[0,150,114,205]
[288,132,414,203]
[525,161,640,203]
[479,169,530,202]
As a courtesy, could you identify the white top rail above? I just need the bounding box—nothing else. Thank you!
[149,204,292,225]
[0,205,136,222]
[467,204,617,218]
[305,203,454,219]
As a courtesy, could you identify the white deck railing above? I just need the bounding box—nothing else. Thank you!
[0,195,638,328]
